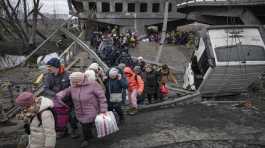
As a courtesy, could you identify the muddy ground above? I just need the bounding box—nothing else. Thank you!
[54,103,265,148]
[1,102,265,148]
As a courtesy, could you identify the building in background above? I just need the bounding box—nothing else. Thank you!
[68,0,185,34]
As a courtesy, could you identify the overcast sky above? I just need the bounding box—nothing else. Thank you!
[39,0,69,14]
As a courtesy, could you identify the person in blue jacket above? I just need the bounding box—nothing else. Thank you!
[43,58,79,138]
[105,67,128,123]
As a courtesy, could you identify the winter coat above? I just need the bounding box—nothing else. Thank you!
[96,74,106,92]
[28,97,56,148]
[143,70,160,94]
[43,71,70,97]
[105,75,128,102]
[124,67,144,93]
[115,53,134,67]
[90,68,107,93]
[135,61,146,72]
[160,70,177,85]
[56,79,108,124]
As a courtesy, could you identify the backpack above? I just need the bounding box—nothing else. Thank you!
[24,108,56,135]
[35,108,56,127]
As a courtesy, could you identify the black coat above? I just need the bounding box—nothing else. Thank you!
[143,70,160,94]
[43,71,70,98]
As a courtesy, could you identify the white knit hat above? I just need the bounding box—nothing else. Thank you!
[109,68,119,78]
[88,63,99,71]
[118,63,126,70]
[84,69,96,81]
[137,56,143,60]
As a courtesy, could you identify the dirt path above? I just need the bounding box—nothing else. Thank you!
[56,103,265,148]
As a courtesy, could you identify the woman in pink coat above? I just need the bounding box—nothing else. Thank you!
[56,72,107,148]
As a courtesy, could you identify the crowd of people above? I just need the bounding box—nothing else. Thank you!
[90,29,138,50]
[15,55,177,148]
[147,30,195,48]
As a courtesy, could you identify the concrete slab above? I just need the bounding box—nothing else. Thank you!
[130,42,193,73]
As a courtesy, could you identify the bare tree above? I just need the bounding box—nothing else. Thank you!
[0,0,47,54]
[29,0,40,45]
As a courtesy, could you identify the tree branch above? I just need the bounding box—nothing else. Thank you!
[0,20,18,40]
[26,22,47,40]
[22,0,29,33]
[0,17,27,44]
[3,0,29,42]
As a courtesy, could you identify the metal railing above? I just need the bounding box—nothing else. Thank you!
[59,31,85,69]
[176,0,265,7]
[59,28,109,71]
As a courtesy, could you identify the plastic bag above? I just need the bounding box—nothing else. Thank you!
[160,84,169,95]
[95,111,119,138]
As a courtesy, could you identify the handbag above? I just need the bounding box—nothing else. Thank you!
[110,93,122,103]
[108,81,123,103]
[160,84,169,95]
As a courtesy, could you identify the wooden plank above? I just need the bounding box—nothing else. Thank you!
[65,58,80,70]
[201,101,246,104]
[59,31,85,59]
[168,86,194,95]
[214,66,265,73]
[139,91,201,111]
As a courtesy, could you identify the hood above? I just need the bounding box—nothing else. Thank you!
[39,96,54,112]
[88,63,99,71]
[72,78,94,87]
[85,69,96,81]
[108,67,119,78]
[80,78,93,86]
[70,77,94,88]
[124,67,134,75]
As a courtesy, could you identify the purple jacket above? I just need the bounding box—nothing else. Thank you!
[56,79,108,123]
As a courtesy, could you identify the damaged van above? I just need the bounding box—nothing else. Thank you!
[183,26,265,96]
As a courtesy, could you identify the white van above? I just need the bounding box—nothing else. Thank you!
[183,26,265,96]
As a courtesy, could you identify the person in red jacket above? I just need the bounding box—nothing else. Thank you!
[123,67,144,115]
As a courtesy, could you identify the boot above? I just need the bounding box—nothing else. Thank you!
[80,140,89,148]
[128,108,138,116]
[126,108,133,115]
[71,129,80,139]
[148,98,152,104]
[56,128,69,139]
[56,131,68,139]
[17,144,26,148]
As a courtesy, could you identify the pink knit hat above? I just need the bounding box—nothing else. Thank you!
[69,72,85,82]
[16,92,34,107]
